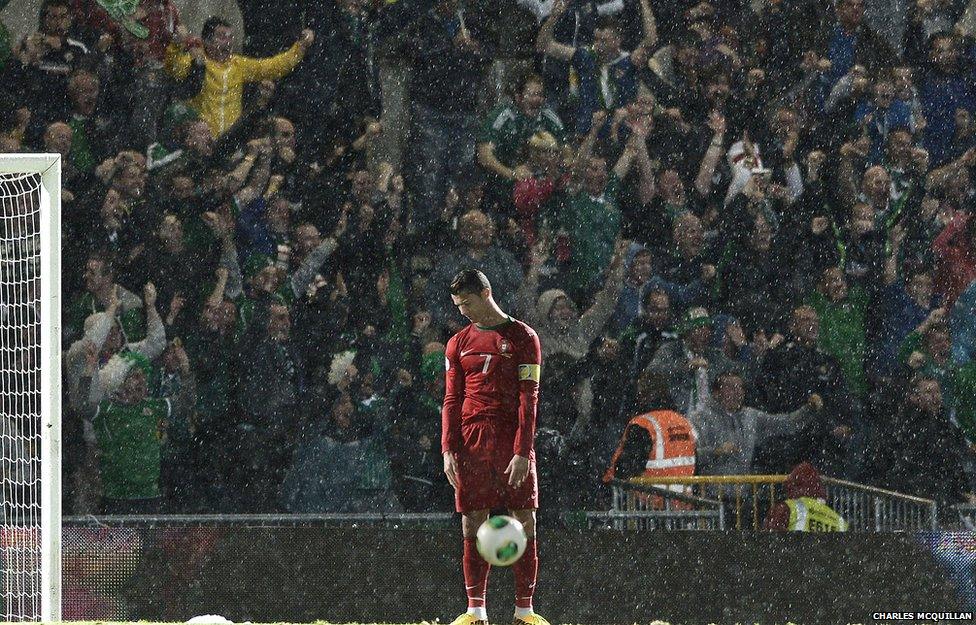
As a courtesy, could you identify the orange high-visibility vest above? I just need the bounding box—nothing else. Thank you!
[605,410,697,500]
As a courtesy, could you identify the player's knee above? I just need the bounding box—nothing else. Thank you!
[511,509,536,539]
[461,510,489,538]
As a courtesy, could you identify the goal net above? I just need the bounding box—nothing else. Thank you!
[0,155,61,622]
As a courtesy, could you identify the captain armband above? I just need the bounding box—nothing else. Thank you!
[518,364,541,382]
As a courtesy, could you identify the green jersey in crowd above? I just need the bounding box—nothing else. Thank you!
[93,397,171,500]
[479,103,566,170]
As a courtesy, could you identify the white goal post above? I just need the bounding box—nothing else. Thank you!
[0,154,61,622]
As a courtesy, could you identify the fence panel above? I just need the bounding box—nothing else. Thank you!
[614,476,937,531]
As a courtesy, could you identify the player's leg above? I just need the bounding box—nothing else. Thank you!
[502,453,542,624]
[509,508,546,625]
[451,509,490,625]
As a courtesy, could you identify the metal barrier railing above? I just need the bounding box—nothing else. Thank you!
[949,503,976,530]
[604,479,725,530]
[821,477,937,531]
[624,475,938,531]
[630,475,782,530]
[63,512,456,528]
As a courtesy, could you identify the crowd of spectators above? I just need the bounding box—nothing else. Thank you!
[2,0,976,516]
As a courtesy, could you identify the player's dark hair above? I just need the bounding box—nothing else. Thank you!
[641,287,668,313]
[636,369,675,410]
[702,68,730,87]
[86,251,115,278]
[595,16,621,33]
[202,16,232,41]
[512,72,545,98]
[928,31,954,53]
[450,269,491,296]
[711,370,743,393]
[39,0,70,22]
[908,373,940,397]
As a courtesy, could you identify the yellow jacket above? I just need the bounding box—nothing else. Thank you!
[165,43,305,136]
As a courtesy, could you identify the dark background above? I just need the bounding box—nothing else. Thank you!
[59,521,965,625]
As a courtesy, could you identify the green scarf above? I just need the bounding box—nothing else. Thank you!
[95,0,149,38]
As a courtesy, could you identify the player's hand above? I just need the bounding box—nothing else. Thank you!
[96,33,113,53]
[203,211,231,239]
[591,110,608,133]
[376,269,390,301]
[390,174,405,195]
[726,320,747,348]
[107,284,121,312]
[707,110,726,137]
[334,204,350,238]
[911,147,930,172]
[443,451,459,490]
[807,393,824,411]
[531,236,552,267]
[717,441,739,455]
[143,282,157,309]
[168,292,186,322]
[609,237,630,269]
[83,341,99,375]
[924,306,947,328]
[907,350,926,369]
[781,129,800,161]
[412,310,432,335]
[504,454,530,488]
[396,368,413,387]
[173,343,191,374]
[811,216,830,236]
[174,23,190,45]
[807,150,826,174]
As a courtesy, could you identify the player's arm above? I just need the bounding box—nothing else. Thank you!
[169,347,197,422]
[535,0,575,61]
[630,0,658,67]
[441,336,465,489]
[477,141,518,181]
[163,41,193,80]
[507,329,542,486]
[239,29,314,82]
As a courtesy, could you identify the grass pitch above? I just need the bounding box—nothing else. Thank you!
[30,621,862,625]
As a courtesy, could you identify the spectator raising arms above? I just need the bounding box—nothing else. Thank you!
[2,0,974,517]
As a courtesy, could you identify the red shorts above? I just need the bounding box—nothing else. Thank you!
[455,422,538,513]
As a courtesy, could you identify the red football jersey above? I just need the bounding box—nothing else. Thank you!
[441,317,542,458]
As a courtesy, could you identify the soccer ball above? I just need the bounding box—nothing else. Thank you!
[476,515,527,566]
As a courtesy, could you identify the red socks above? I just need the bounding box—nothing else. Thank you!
[463,538,490,609]
[513,538,538,610]
[463,537,538,613]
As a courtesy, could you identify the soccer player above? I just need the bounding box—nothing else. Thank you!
[442,269,545,625]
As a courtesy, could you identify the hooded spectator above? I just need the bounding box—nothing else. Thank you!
[764,462,848,531]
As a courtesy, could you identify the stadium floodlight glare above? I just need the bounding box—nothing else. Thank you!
[0,154,62,622]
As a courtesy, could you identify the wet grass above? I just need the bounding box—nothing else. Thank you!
[51,621,852,625]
